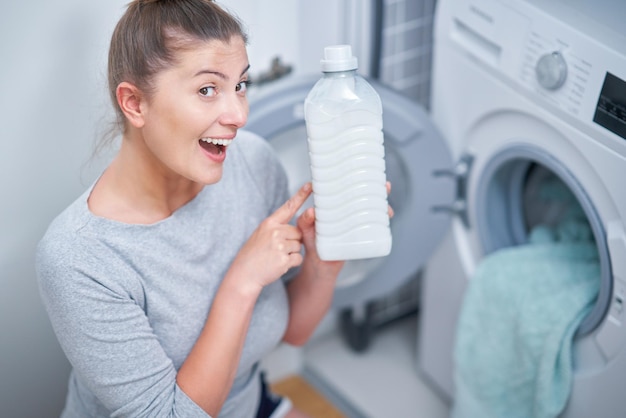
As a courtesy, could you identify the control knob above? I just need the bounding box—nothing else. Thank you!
[535,51,568,90]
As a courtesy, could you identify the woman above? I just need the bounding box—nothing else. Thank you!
[36,0,344,416]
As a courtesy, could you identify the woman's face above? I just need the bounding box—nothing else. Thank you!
[139,35,250,185]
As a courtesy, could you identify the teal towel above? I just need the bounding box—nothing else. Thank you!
[452,242,599,418]
[452,174,600,418]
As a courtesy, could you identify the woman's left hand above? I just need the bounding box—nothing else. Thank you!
[283,181,393,345]
[295,181,393,271]
[296,205,345,274]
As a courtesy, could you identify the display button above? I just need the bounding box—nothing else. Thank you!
[536,51,568,90]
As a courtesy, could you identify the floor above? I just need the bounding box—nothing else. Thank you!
[300,313,450,418]
[271,375,346,418]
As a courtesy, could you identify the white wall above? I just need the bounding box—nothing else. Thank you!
[225,0,346,79]
[1,1,127,416]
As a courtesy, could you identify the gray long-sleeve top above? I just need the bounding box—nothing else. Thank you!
[36,130,291,417]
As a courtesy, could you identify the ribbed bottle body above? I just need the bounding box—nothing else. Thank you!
[304,72,391,260]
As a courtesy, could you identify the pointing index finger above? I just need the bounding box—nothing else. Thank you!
[271,182,312,224]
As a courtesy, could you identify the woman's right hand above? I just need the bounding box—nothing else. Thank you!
[230,183,312,290]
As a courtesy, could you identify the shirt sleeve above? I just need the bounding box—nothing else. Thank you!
[36,232,212,418]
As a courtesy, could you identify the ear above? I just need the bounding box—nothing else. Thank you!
[116,82,145,128]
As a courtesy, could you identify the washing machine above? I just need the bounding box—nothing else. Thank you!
[417,0,626,416]
[245,74,455,350]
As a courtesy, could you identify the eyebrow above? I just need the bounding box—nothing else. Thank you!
[194,64,251,79]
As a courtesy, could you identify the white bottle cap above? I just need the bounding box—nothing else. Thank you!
[320,45,358,72]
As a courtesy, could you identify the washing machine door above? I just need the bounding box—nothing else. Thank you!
[246,74,455,309]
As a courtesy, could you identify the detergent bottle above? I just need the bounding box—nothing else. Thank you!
[304,45,392,261]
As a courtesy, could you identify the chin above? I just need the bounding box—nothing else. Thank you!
[199,170,223,185]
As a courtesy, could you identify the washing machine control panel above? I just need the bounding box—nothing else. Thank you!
[447,0,626,147]
[515,3,626,146]
[519,27,593,119]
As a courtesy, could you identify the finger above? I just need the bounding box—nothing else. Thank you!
[296,207,315,230]
[287,252,304,268]
[270,182,312,224]
[385,182,393,218]
[277,224,303,241]
[283,239,303,255]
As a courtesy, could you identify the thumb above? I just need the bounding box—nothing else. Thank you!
[297,207,315,231]
[297,207,317,252]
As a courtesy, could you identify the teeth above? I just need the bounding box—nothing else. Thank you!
[201,138,233,146]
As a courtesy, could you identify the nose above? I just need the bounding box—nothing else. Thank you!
[220,93,248,128]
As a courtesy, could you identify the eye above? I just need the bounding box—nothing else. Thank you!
[199,86,217,97]
[236,80,251,93]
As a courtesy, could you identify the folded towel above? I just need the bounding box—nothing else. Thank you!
[452,173,600,418]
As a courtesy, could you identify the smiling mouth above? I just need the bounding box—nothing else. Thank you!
[200,138,233,155]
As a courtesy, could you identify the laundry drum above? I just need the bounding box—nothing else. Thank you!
[474,145,611,336]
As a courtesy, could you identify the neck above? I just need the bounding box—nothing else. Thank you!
[89,130,203,224]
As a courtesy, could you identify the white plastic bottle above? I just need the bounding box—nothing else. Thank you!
[304,45,392,261]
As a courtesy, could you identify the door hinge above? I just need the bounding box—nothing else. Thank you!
[432,154,474,227]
